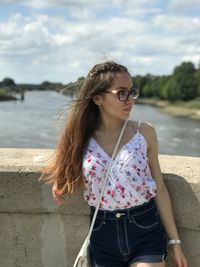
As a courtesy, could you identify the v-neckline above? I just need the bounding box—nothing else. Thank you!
[91,131,140,161]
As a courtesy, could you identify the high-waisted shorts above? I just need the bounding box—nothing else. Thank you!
[89,198,168,267]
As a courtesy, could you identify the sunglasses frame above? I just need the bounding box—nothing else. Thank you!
[104,86,139,101]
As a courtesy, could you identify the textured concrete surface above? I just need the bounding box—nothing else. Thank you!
[0,148,199,267]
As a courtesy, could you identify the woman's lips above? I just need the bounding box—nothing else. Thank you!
[123,107,132,111]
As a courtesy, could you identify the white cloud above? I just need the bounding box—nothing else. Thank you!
[168,0,200,11]
[0,1,199,83]
[153,14,200,34]
[0,0,157,9]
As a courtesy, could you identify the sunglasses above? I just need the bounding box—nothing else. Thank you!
[104,86,139,101]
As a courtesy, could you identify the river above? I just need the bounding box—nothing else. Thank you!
[0,91,199,157]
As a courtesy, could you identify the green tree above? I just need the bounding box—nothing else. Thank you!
[2,77,15,87]
[195,68,200,97]
[171,62,197,100]
[156,76,170,99]
[165,62,197,101]
[42,81,51,86]
[135,74,156,97]
[133,75,150,97]
[161,78,180,101]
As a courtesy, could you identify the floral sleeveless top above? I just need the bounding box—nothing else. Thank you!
[82,121,157,210]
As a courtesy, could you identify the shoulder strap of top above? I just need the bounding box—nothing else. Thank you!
[136,120,141,133]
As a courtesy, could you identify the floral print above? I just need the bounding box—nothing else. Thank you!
[82,121,157,210]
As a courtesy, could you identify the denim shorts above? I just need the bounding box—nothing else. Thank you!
[89,198,168,267]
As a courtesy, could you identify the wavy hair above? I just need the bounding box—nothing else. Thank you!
[38,61,130,196]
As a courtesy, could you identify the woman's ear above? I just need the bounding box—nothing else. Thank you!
[92,95,102,106]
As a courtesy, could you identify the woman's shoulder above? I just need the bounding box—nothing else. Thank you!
[128,119,155,132]
[128,120,156,149]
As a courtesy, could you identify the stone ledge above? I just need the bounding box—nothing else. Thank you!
[0,148,199,267]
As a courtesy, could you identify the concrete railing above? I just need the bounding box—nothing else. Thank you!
[0,148,199,267]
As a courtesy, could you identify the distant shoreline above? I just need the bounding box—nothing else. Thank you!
[137,98,200,121]
[1,89,199,121]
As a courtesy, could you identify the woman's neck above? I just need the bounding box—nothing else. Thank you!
[96,116,126,134]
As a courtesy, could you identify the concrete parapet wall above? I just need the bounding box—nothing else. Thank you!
[0,148,199,267]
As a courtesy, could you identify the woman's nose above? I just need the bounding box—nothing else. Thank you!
[126,94,135,104]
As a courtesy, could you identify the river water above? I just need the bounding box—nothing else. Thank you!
[0,91,199,157]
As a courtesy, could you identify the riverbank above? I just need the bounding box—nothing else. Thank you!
[0,87,26,101]
[137,97,200,121]
[0,82,63,101]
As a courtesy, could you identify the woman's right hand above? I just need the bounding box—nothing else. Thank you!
[52,182,66,205]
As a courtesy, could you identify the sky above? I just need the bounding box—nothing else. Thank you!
[0,0,200,84]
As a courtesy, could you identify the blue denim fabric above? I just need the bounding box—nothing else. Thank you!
[89,198,168,267]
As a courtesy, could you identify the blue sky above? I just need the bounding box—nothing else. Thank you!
[0,0,199,84]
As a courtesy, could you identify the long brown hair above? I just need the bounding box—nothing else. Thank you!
[38,61,130,196]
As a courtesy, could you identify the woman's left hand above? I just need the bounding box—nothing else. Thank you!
[169,244,187,267]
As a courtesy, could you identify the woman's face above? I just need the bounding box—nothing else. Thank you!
[94,71,136,120]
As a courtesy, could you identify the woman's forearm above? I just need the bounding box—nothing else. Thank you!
[154,183,180,240]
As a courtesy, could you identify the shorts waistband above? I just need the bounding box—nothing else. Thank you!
[90,198,155,220]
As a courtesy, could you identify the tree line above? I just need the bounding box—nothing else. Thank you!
[63,61,200,102]
[1,61,200,102]
[133,62,200,102]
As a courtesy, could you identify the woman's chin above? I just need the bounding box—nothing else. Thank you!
[121,113,130,120]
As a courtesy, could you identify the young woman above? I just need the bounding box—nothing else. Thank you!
[39,61,187,267]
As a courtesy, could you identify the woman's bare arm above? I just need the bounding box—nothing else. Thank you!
[144,122,187,267]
